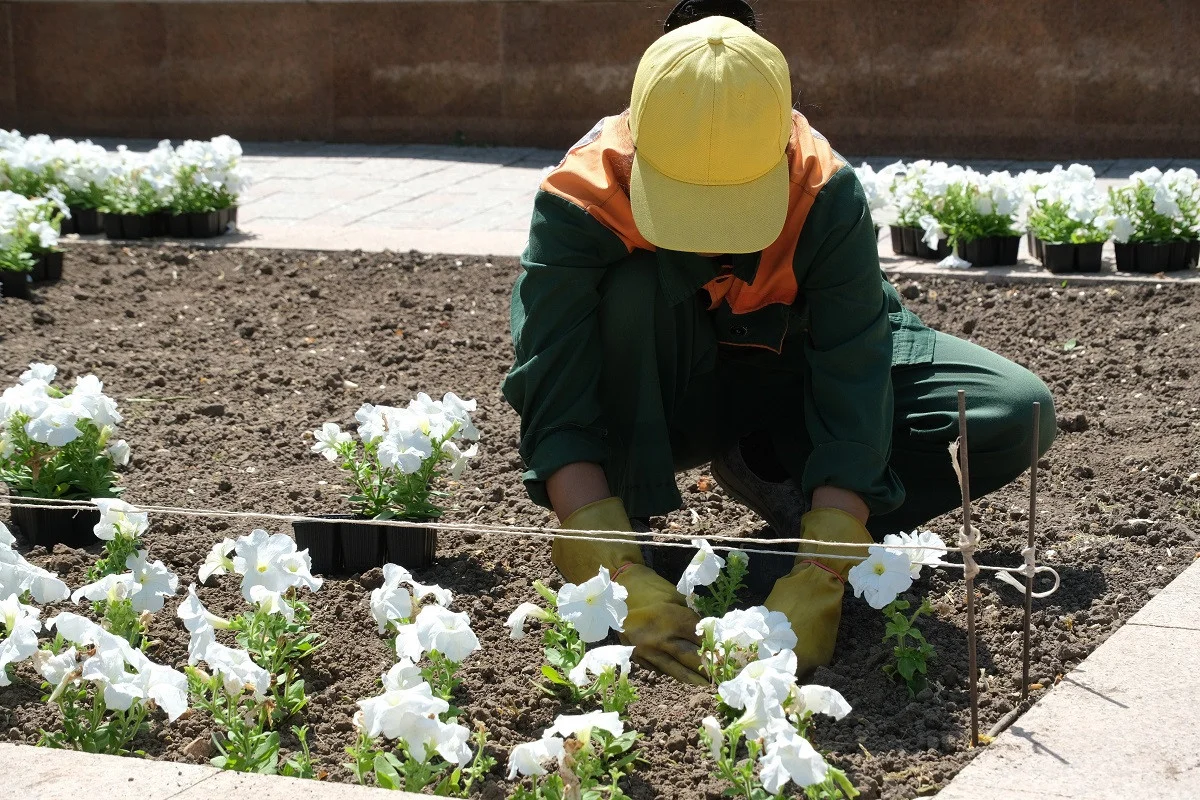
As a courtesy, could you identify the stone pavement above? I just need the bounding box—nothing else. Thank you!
[936,558,1200,800]
[81,139,1200,281]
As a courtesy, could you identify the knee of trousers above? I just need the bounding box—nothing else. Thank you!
[972,376,1057,481]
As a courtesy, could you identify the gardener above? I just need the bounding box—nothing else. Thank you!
[502,12,1056,684]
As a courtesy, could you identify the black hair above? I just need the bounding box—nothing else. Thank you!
[663,0,758,33]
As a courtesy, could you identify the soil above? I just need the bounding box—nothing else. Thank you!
[2,244,1198,799]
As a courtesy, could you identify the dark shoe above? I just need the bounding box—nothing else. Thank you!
[710,437,808,537]
[707,436,810,597]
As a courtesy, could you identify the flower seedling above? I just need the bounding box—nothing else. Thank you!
[881,598,935,696]
[677,540,749,618]
[508,568,635,711]
[696,605,797,685]
[701,649,857,800]
[196,530,324,723]
[311,392,479,522]
[0,364,130,500]
[848,530,947,698]
[87,499,149,580]
[38,613,188,756]
[72,548,177,647]
[508,712,641,800]
[0,522,70,603]
[347,676,494,796]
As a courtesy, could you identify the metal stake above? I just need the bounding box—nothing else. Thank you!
[1022,402,1040,700]
[957,390,979,748]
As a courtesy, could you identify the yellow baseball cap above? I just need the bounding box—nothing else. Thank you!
[629,16,793,254]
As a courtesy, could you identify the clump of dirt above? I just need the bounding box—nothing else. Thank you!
[1,246,1197,799]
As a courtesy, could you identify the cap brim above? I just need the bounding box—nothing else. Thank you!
[630,152,789,254]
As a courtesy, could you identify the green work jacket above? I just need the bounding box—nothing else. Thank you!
[502,112,934,516]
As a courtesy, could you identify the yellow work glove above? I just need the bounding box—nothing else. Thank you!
[763,507,874,678]
[555,498,707,685]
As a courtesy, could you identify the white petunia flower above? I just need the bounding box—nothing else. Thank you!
[567,644,635,687]
[249,585,295,623]
[414,604,480,664]
[718,649,798,711]
[792,684,852,721]
[202,641,271,700]
[848,546,915,609]
[371,582,413,634]
[32,646,79,688]
[701,715,724,761]
[882,530,948,579]
[19,363,57,385]
[758,719,830,794]
[505,601,554,640]
[676,538,725,599]
[381,658,424,692]
[546,711,624,743]
[355,682,448,741]
[0,523,13,548]
[92,498,148,542]
[556,567,628,643]
[106,439,132,467]
[198,538,236,583]
[507,735,565,779]
[311,422,350,462]
[697,606,797,660]
[125,550,179,613]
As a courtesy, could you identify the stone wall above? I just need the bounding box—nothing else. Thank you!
[1,0,1197,158]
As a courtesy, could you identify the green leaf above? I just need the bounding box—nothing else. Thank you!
[896,657,918,681]
[1063,338,1078,351]
[374,752,402,790]
[541,665,570,685]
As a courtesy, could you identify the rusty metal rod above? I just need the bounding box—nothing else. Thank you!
[957,390,979,748]
[1022,402,1040,701]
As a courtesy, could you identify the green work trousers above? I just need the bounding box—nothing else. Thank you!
[594,252,1056,538]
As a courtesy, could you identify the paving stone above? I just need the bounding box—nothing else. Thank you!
[937,562,1200,800]
[170,769,417,799]
[1124,559,1200,630]
[0,742,215,800]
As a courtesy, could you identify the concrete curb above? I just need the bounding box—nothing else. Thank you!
[935,558,1200,799]
[0,741,423,800]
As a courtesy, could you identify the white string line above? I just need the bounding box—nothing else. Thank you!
[0,497,1062,588]
[0,496,973,553]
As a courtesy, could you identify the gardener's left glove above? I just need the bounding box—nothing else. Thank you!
[763,507,873,678]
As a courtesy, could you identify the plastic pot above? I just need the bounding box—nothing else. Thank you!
[292,514,350,575]
[912,231,951,260]
[105,213,155,240]
[71,207,105,235]
[11,498,100,548]
[1116,241,1191,273]
[956,236,1020,267]
[0,269,33,300]
[33,251,64,282]
[384,522,438,570]
[1042,242,1103,274]
[60,213,77,235]
[168,211,224,238]
[340,519,385,574]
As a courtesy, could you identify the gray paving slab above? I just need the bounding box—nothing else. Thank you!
[0,742,214,800]
[1123,556,1200,630]
[171,770,416,799]
[936,560,1200,800]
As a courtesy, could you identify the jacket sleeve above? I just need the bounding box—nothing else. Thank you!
[793,166,905,515]
[501,190,631,508]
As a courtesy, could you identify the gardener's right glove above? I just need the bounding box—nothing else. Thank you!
[763,507,874,678]
[554,497,707,686]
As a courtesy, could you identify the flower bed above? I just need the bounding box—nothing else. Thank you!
[1,245,1199,799]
